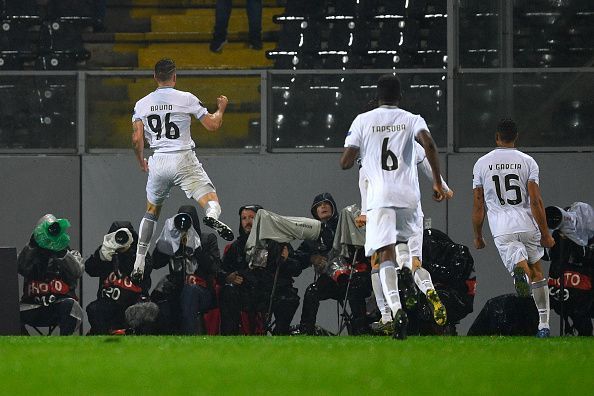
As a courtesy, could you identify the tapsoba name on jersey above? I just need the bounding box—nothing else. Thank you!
[372,124,406,133]
[489,163,522,170]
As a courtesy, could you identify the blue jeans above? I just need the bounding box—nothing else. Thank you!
[213,0,262,43]
[180,284,213,334]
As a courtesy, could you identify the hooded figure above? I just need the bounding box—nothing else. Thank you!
[85,221,153,334]
[220,204,302,335]
[151,205,221,334]
[295,193,371,335]
[18,214,85,335]
[295,192,339,270]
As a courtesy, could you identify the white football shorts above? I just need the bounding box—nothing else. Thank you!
[146,150,215,205]
[493,230,544,274]
[365,206,417,256]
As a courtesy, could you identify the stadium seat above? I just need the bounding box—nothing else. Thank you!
[0,20,36,68]
[0,52,24,69]
[1,0,41,25]
[284,0,326,17]
[37,21,89,69]
[46,0,94,26]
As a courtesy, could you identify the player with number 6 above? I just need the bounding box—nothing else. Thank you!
[340,74,445,339]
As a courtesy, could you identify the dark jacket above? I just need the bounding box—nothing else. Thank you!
[294,192,339,269]
[18,236,84,304]
[152,206,221,289]
[85,221,152,306]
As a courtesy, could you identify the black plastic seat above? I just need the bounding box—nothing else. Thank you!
[2,0,41,25]
[47,0,94,25]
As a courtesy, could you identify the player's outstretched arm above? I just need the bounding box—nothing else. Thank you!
[472,187,486,249]
[132,120,148,172]
[340,147,359,169]
[416,130,444,201]
[527,181,555,248]
[418,157,454,199]
[200,95,228,131]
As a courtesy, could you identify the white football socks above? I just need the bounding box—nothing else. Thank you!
[532,279,550,330]
[379,260,402,316]
[205,200,221,220]
[395,243,412,270]
[371,269,392,323]
[413,267,435,296]
[134,214,157,273]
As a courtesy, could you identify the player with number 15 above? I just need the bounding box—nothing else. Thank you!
[471,119,555,337]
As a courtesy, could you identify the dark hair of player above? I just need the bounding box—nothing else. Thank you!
[376,74,402,104]
[496,118,518,142]
[154,58,176,82]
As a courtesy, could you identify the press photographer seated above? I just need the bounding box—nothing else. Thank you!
[296,193,372,336]
[220,205,301,335]
[19,214,84,336]
[151,206,220,335]
[85,221,156,335]
[545,203,594,336]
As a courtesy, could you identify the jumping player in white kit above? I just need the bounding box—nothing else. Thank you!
[340,74,446,339]
[130,58,234,282]
[472,119,555,337]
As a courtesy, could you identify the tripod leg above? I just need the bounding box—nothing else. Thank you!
[265,262,281,335]
[338,249,359,335]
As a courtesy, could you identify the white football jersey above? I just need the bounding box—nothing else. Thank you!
[132,87,208,152]
[345,106,428,210]
[472,147,540,237]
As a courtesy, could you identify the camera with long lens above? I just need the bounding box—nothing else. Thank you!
[47,222,61,236]
[174,213,192,232]
[114,229,130,246]
[546,202,594,247]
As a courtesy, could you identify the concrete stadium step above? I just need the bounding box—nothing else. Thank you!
[151,8,283,34]
[138,42,274,69]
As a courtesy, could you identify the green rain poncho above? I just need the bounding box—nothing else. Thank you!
[33,214,71,252]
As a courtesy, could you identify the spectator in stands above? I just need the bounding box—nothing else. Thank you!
[220,204,301,335]
[18,214,84,335]
[295,193,371,335]
[85,221,154,335]
[151,205,220,334]
[210,0,263,52]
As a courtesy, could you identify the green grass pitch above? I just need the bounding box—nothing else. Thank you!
[1,336,592,395]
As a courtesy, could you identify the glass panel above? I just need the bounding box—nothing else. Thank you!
[514,0,594,67]
[87,75,261,149]
[459,0,502,68]
[270,72,446,149]
[456,71,594,147]
[0,75,77,149]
